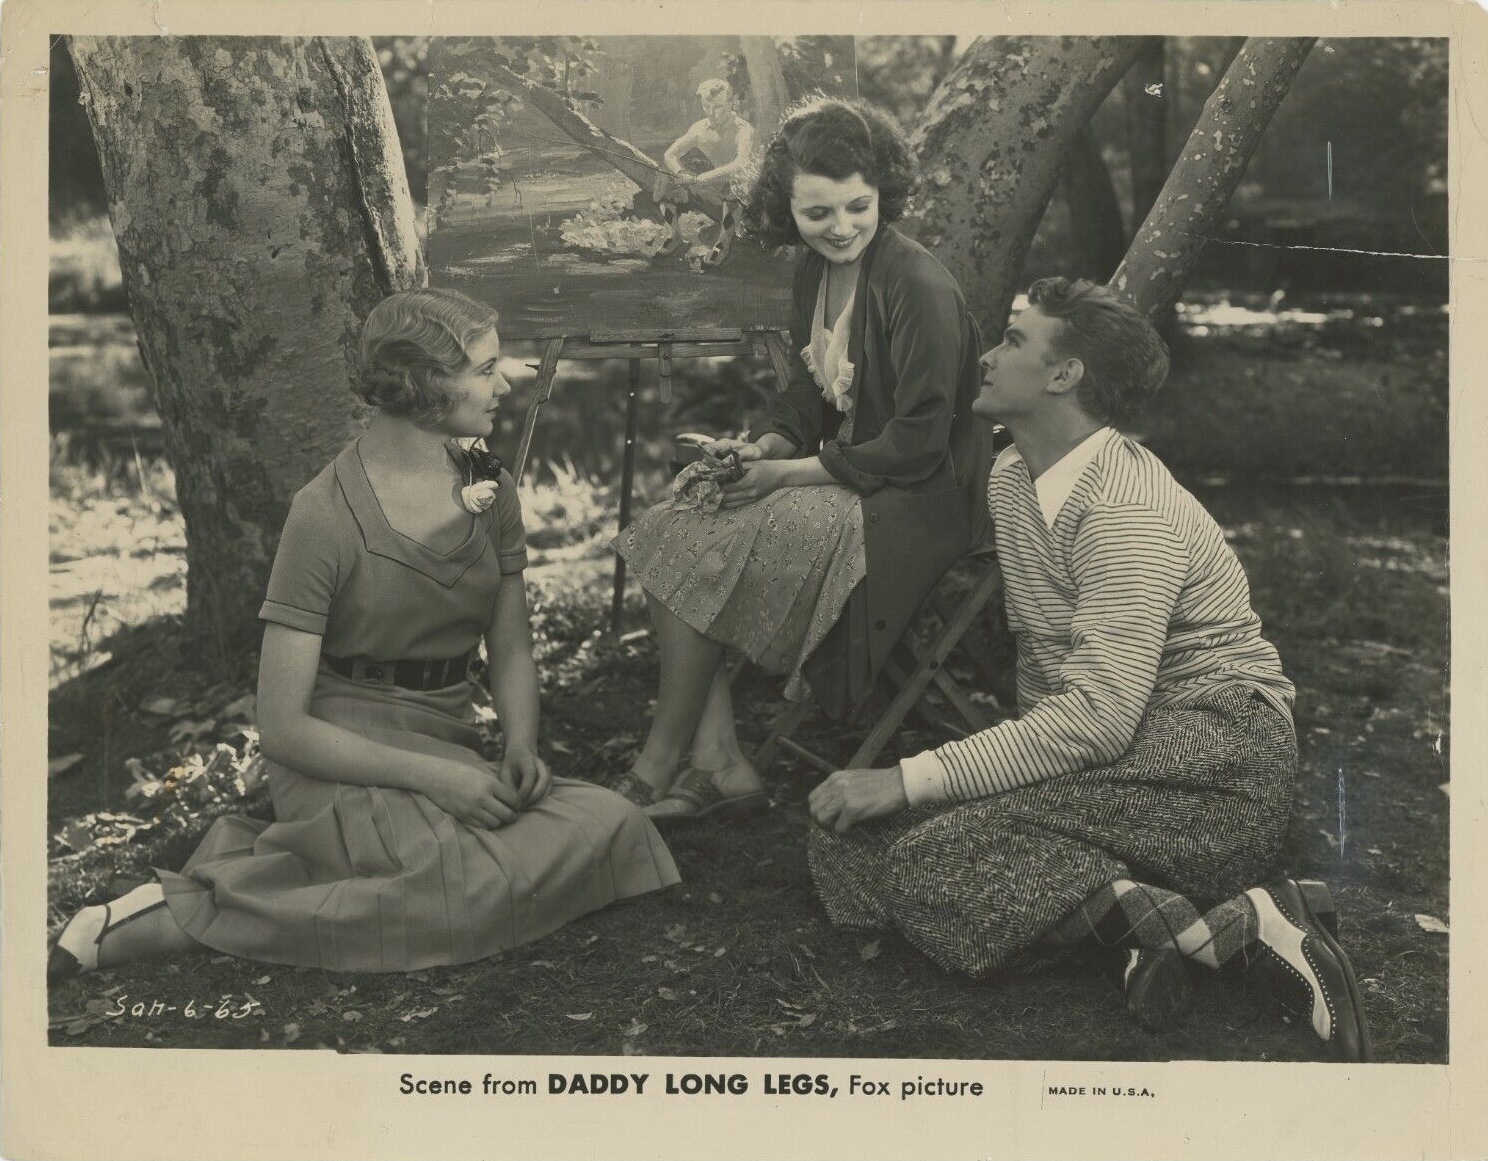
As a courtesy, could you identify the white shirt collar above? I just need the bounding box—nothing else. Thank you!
[1004,427,1114,529]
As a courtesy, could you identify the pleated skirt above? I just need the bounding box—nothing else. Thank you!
[158,670,680,972]
[613,482,867,701]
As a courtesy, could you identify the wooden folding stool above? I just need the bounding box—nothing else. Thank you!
[750,543,1006,776]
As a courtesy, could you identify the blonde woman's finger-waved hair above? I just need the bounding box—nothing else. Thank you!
[354,288,500,425]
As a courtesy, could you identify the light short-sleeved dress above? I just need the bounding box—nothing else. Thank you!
[157,441,679,972]
[614,277,867,701]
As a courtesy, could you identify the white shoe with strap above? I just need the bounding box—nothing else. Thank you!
[48,883,169,983]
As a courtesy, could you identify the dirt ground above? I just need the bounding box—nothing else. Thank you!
[46,483,1449,1062]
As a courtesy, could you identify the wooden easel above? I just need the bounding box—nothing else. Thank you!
[512,327,796,636]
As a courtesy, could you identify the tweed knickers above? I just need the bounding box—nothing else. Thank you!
[807,684,1296,978]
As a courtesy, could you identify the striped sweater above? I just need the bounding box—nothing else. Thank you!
[900,428,1295,806]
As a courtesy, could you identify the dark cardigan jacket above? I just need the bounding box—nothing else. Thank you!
[751,225,993,716]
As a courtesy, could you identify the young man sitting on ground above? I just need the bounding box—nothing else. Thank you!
[806,277,1371,1062]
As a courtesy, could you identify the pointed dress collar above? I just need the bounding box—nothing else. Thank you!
[333,440,489,587]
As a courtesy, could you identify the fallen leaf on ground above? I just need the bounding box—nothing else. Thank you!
[860,940,881,962]
[342,1011,364,1023]
[1414,914,1450,934]
[565,1012,594,1021]
[623,1019,648,1037]
[139,696,182,716]
[797,1013,817,1029]
[656,987,677,1001]
[708,892,723,904]
[400,1008,438,1022]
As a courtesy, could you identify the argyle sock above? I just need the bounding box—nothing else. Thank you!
[1048,878,1259,970]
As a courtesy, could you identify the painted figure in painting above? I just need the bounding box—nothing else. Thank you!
[653,79,758,266]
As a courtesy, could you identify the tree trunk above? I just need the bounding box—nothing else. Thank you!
[1111,38,1316,319]
[68,36,424,655]
[488,61,726,222]
[905,36,1159,336]
[1057,123,1128,282]
[1122,39,1168,226]
[740,36,790,141]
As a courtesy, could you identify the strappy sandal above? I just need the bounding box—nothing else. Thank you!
[645,763,767,825]
[605,769,665,808]
[47,885,170,983]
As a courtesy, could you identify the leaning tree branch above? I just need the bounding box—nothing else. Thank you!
[1110,37,1317,319]
[487,62,726,222]
[904,36,1161,336]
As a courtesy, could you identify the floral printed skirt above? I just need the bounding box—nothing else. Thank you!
[613,484,867,701]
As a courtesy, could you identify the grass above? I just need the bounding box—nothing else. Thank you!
[48,435,185,689]
[45,434,1449,1062]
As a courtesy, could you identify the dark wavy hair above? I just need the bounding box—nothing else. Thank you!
[743,97,917,247]
[353,288,499,425]
[1026,277,1170,424]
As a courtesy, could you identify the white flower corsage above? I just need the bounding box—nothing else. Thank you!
[455,439,504,513]
[460,480,500,513]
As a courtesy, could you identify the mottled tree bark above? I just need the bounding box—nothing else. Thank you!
[1111,38,1316,319]
[904,36,1158,335]
[1058,124,1128,282]
[68,36,423,654]
[1123,39,1168,227]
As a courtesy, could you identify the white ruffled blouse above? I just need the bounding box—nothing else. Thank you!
[802,272,857,435]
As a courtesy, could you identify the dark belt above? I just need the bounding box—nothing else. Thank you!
[322,650,474,690]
